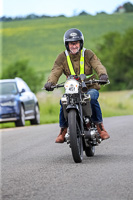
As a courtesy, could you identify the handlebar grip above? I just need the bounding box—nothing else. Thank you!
[51,85,56,89]
[98,80,108,84]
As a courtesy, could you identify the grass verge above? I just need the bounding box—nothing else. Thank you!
[0,90,133,129]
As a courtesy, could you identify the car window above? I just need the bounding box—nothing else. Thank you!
[0,82,18,95]
[16,78,31,92]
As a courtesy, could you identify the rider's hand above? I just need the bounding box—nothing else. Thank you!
[44,82,54,91]
[99,74,108,81]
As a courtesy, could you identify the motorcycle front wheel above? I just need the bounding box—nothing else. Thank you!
[68,109,83,163]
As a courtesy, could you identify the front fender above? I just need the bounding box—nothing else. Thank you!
[66,104,79,112]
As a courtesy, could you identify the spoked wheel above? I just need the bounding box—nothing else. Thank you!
[68,109,83,163]
[84,144,95,157]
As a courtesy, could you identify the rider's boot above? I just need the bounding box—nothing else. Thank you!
[55,128,67,143]
[96,123,110,140]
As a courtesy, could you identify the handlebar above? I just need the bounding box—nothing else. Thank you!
[42,79,110,90]
[85,79,109,85]
[51,84,64,89]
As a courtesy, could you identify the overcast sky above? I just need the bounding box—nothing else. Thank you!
[1,0,133,17]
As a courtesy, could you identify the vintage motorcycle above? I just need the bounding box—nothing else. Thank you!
[44,74,108,163]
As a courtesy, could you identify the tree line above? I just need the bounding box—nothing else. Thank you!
[1,2,133,22]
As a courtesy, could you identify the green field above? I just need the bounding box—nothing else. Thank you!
[0,89,133,129]
[1,13,133,81]
[38,89,133,122]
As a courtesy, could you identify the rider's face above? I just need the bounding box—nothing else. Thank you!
[68,41,80,54]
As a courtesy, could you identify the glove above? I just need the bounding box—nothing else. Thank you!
[44,82,54,91]
[99,74,108,81]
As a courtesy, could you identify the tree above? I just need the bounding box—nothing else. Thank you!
[96,11,107,15]
[95,28,133,90]
[113,28,133,89]
[78,11,89,16]
[1,60,44,93]
[115,2,133,13]
[123,2,133,12]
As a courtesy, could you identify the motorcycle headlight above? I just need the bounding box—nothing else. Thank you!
[0,101,17,107]
[64,79,79,94]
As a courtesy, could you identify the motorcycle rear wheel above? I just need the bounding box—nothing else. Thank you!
[84,144,95,157]
[68,109,83,163]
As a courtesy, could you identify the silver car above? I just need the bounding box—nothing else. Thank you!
[0,77,40,127]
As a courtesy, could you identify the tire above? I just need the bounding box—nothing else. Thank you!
[30,104,40,125]
[85,144,95,157]
[15,105,25,127]
[68,109,83,163]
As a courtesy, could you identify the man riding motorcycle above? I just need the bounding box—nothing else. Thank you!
[44,28,110,143]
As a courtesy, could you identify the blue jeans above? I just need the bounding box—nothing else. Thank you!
[59,89,103,128]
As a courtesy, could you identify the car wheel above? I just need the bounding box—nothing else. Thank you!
[30,104,40,125]
[15,105,25,127]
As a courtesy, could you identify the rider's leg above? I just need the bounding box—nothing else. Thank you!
[59,100,68,128]
[87,89,110,140]
[55,100,68,143]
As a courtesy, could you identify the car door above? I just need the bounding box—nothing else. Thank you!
[16,78,35,117]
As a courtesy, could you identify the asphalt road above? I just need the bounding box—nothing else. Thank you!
[1,115,133,200]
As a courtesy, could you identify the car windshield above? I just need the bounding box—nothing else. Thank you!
[0,82,18,95]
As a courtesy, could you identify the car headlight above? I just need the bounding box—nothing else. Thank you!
[64,79,79,94]
[0,101,17,106]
